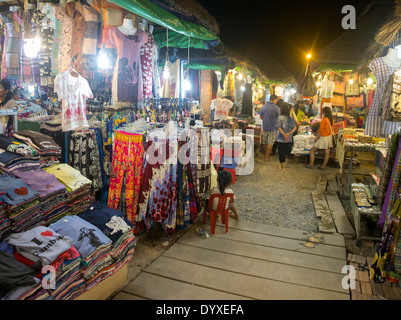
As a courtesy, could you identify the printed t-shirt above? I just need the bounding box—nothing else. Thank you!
[50,215,111,259]
[211,98,233,121]
[54,70,93,131]
[44,164,91,192]
[0,174,39,206]
[79,201,133,243]
[6,226,74,265]
[108,27,148,103]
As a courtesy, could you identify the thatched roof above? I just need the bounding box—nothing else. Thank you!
[149,0,220,35]
[360,0,401,68]
[315,0,393,69]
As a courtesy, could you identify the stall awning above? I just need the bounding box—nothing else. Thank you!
[107,0,219,49]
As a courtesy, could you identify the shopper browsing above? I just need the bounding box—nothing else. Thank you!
[259,95,280,161]
[304,106,334,170]
[276,103,297,170]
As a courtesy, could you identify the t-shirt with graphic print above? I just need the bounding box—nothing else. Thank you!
[211,98,233,121]
[55,70,93,131]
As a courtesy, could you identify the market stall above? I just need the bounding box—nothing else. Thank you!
[0,0,230,300]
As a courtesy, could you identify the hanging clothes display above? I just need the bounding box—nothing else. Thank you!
[140,30,154,98]
[161,59,181,99]
[54,70,93,131]
[381,69,401,122]
[66,2,85,76]
[320,77,335,99]
[210,98,233,121]
[108,131,144,225]
[2,11,21,80]
[82,5,100,79]
[14,10,32,83]
[54,5,72,74]
[108,26,148,105]
[68,129,104,194]
[365,57,401,137]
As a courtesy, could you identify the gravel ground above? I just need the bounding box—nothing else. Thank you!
[231,149,338,233]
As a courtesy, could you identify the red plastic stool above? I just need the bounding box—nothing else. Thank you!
[203,193,234,234]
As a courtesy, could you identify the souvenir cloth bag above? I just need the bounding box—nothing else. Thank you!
[331,93,345,107]
[345,74,360,96]
[301,73,317,97]
[333,81,345,94]
[346,95,365,109]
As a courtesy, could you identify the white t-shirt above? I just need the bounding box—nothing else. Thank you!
[55,71,93,131]
[207,187,235,210]
[211,98,233,121]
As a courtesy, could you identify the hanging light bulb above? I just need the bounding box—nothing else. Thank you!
[24,37,41,58]
[240,86,245,92]
[184,74,191,91]
[367,78,373,85]
[238,73,243,80]
[316,81,321,87]
[98,51,111,69]
[349,79,354,85]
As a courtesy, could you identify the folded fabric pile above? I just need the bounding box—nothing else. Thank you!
[0,196,11,240]
[79,202,136,266]
[13,131,62,168]
[13,169,69,225]
[0,174,44,233]
[0,134,39,157]
[44,164,94,216]
[4,226,84,300]
[50,215,114,292]
[0,148,40,172]
[0,243,42,300]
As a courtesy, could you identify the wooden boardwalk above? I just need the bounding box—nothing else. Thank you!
[114,220,350,300]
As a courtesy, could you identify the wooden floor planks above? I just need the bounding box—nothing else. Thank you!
[118,220,350,300]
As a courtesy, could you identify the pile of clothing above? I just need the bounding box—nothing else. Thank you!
[0,174,44,233]
[12,169,69,226]
[44,164,94,216]
[1,226,85,300]
[13,131,62,168]
[50,215,114,293]
[79,202,136,267]
[0,197,10,240]
[0,134,40,172]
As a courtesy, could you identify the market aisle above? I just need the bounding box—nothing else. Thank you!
[114,219,349,300]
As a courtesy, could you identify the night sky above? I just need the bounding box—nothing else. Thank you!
[198,0,374,81]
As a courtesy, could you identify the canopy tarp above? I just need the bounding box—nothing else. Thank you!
[108,0,219,48]
[153,29,215,49]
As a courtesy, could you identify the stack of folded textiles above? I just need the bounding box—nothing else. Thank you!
[3,226,85,300]
[12,169,69,225]
[79,202,136,267]
[0,197,11,240]
[13,131,62,168]
[0,174,44,232]
[44,164,95,216]
[0,134,41,172]
[50,215,114,292]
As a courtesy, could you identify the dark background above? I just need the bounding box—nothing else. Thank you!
[198,0,373,81]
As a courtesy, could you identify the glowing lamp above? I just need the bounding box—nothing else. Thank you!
[238,73,243,80]
[349,79,354,85]
[98,51,111,69]
[367,78,373,85]
[306,53,312,59]
[240,86,245,92]
[24,38,41,58]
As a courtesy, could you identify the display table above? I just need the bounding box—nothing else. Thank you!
[350,184,382,246]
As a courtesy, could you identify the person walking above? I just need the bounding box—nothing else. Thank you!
[276,103,297,169]
[304,106,334,170]
[259,94,280,161]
